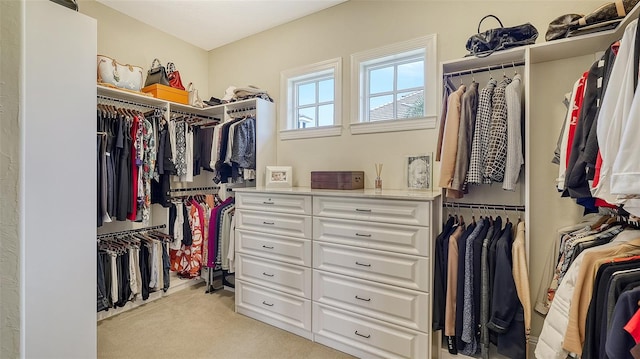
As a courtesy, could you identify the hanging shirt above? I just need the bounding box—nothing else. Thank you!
[467,79,497,185]
[439,85,466,191]
[503,74,524,191]
[451,81,479,195]
[594,19,637,206]
[484,77,513,183]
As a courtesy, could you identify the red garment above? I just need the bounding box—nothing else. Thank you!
[566,72,588,167]
[127,116,140,221]
[625,308,640,344]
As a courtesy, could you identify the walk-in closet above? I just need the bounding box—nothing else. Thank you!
[6,0,640,358]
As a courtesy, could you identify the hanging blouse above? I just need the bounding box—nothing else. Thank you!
[467,79,497,185]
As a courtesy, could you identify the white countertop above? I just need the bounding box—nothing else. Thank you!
[233,186,440,201]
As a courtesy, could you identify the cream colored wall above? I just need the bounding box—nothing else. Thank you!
[0,1,22,357]
[206,0,605,341]
[79,0,210,98]
[207,0,601,189]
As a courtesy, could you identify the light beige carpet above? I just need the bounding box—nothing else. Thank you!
[98,284,355,359]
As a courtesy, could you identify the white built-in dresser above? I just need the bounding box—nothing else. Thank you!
[234,187,441,359]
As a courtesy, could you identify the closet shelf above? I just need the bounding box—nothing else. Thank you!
[444,1,640,70]
[530,1,640,64]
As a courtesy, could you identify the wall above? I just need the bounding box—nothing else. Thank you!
[79,0,210,99]
[0,0,22,357]
[207,0,602,188]
[206,0,605,341]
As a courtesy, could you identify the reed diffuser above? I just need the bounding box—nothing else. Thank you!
[374,163,383,193]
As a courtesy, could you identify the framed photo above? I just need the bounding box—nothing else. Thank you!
[265,166,293,188]
[406,154,431,190]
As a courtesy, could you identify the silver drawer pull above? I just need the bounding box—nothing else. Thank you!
[262,272,274,277]
[262,301,274,307]
[355,295,371,302]
[263,201,274,205]
[355,208,372,212]
[355,233,372,237]
[354,331,371,339]
[355,261,371,267]
[262,245,274,249]
[263,221,275,225]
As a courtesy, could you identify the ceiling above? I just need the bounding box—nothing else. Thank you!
[96,0,347,51]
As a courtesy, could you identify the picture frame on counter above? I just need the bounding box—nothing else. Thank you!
[266,166,293,188]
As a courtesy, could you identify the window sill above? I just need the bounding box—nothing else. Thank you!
[350,116,436,135]
[280,125,342,140]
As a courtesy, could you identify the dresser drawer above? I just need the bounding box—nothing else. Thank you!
[236,210,311,239]
[313,242,428,291]
[236,193,311,215]
[237,254,311,298]
[236,280,311,338]
[313,196,430,226]
[313,303,428,359]
[313,271,429,332]
[236,229,311,267]
[313,217,430,256]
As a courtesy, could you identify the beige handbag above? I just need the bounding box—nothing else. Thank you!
[97,55,143,91]
[187,82,205,108]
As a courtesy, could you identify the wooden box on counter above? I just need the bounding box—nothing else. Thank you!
[142,84,188,104]
[311,171,364,190]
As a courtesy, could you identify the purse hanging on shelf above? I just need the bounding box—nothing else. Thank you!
[187,82,205,108]
[144,58,170,87]
[465,15,538,58]
[167,62,185,90]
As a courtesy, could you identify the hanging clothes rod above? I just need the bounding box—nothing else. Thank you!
[444,61,525,78]
[226,106,256,114]
[97,95,164,110]
[97,224,167,239]
[170,186,220,193]
[170,110,219,122]
[444,202,526,212]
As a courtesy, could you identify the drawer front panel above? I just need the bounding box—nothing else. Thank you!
[236,210,311,238]
[313,303,428,359]
[313,242,428,291]
[236,230,311,266]
[236,280,311,332]
[313,271,429,332]
[313,217,429,256]
[236,193,311,215]
[237,254,311,298]
[313,197,430,226]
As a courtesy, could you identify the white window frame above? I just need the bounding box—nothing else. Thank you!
[350,34,437,135]
[280,58,342,140]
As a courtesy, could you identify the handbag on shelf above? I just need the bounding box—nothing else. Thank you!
[97,55,144,91]
[465,15,538,58]
[546,0,640,41]
[144,58,170,87]
[49,0,78,11]
[187,82,205,108]
[167,62,185,90]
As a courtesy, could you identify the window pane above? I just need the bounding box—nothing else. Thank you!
[369,95,394,121]
[397,60,424,90]
[298,107,316,128]
[318,104,334,127]
[318,79,334,102]
[297,82,316,106]
[397,91,424,119]
[369,66,394,94]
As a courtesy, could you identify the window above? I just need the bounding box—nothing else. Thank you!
[351,35,437,134]
[280,58,342,140]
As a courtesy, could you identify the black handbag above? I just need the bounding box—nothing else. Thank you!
[466,15,538,58]
[144,58,170,87]
[49,0,78,11]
